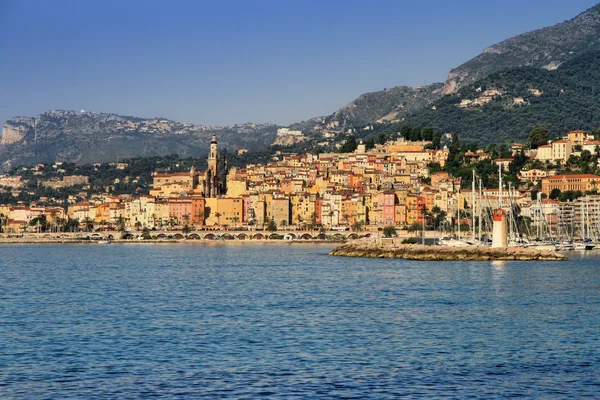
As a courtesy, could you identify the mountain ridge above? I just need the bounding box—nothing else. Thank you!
[0,110,278,169]
[311,3,600,131]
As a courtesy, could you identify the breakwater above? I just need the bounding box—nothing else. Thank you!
[330,240,567,261]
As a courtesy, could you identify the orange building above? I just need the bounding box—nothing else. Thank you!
[541,174,599,195]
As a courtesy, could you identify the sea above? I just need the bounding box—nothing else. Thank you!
[1,244,599,399]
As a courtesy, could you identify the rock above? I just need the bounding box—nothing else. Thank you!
[329,240,567,262]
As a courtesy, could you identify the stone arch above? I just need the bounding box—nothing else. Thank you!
[301,233,313,240]
[332,233,345,241]
[348,233,359,240]
[204,233,216,240]
[317,233,327,240]
[237,233,248,240]
[173,233,184,240]
[252,233,265,240]
[156,233,167,239]
[187,233,200,240]
[221,233,234,240]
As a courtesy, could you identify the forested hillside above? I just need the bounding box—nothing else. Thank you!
[403,51,600,144]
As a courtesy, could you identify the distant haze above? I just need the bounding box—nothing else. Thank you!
[0,0,597,126]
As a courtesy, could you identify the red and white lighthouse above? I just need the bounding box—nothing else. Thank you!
[492,208,508,248]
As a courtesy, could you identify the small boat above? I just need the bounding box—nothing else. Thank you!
[97,240,111,244]
[573,243,595,251]
[556,243,575,251]
[439,238,471,247]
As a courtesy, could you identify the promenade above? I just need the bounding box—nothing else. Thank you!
[0,230,366,244]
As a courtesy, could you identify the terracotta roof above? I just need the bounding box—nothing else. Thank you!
[542,174,598,180]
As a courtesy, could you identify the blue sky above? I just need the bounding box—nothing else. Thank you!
[0,0,598,126]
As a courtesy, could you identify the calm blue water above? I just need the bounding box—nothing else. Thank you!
[1,244,599,399]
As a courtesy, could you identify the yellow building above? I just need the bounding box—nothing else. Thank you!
[204,197,244,227]
[291,193,317,226]
[226,178,247,198]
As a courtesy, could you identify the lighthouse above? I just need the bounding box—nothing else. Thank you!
[492,208,508,248]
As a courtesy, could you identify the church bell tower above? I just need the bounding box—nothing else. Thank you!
[208,135,219,178]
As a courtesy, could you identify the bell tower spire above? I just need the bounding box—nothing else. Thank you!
[208,135,219,177]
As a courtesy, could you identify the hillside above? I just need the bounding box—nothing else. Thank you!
[444,3,600,93]
[0,110,278,169]
[310,3,600,132]
[320,84,443,128]
[403,51,600,144]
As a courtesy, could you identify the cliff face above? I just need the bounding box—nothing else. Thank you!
[1,117,35,145]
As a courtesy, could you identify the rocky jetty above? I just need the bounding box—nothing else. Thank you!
[330,240,567,261]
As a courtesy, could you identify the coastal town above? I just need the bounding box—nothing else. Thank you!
[1,129,600,244]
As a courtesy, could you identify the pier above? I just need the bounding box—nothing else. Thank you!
[330,239,567,261]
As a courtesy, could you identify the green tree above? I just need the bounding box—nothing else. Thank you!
[528,127,549,149]
[432,131,442,149]
[549,188,561,200]
[339,136,357,153]
[421,127,434,141]
[82,217,94,232]
[266,218,277,232]
[383,226,397,237]
[29,215,48,232]
[351,220,364,232]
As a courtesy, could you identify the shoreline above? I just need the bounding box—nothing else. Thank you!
[0,238,342,245]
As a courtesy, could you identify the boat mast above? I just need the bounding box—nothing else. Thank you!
[472,170,476,241]
[498,164,503,210]
[478,177,482,243]
[457,189,461,241]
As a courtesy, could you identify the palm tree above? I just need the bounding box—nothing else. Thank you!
[54,215,62,233]
[232,216,240,229]
[383,226,397,238]
[48,211,57,233]
[82,217,94,232]
[309,212,317,230]
[351,220,364,232]
[117,215,126,232]
[214,212,222,228]
[267,218,277,232]
[342,214,350,226]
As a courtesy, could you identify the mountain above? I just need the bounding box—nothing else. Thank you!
[444,4,600,94]
[5,4,600,167]
[311,3,600,132]
[320,84,443,128]
[403,50,600,144]
[0,110,278,169]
